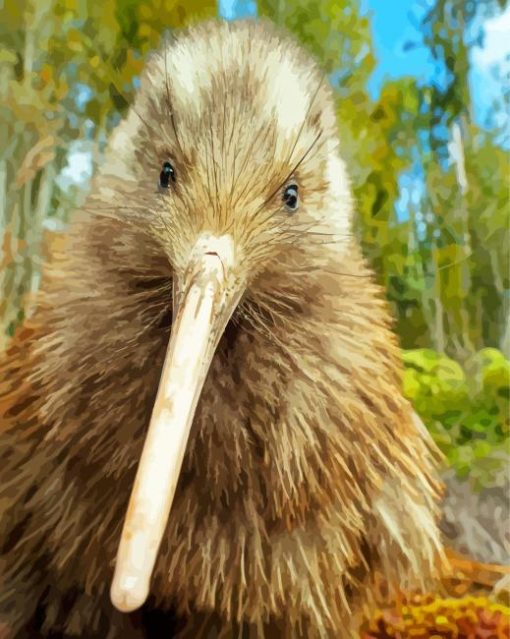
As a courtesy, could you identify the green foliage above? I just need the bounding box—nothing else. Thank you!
[403,349,468,417]
[403,348,510,486]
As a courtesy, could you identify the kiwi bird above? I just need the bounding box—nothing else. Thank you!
[0,18,445,639]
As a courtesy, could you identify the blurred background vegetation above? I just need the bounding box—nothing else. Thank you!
[0,0,508,493]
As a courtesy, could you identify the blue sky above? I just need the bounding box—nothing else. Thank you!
[362,0,437,96]
[365,0,509,130]
[220,0,256,19]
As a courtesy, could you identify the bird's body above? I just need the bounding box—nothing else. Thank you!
[0,19,444,638]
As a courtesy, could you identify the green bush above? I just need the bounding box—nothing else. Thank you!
[402,348,510,487]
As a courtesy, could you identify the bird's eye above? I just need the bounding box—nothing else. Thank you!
[159,161,176,189]
[283,183,299,212]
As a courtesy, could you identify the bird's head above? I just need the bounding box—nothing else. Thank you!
[95,19,353,300]
[71,19,357,614]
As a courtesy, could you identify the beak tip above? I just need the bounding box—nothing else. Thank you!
[110,576,149,613]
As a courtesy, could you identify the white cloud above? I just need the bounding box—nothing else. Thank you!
[469,5,509,132]
[472,5,510,71]
[57,142,93,190]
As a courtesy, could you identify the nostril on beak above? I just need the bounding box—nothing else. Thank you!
[203,250,227,281]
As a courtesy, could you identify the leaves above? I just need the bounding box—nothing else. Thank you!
[403,347,510,485]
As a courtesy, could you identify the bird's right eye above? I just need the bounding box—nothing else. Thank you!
[283,183,299,213]
[159,161,176,189]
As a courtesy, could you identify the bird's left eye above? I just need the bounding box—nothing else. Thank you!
[159,161,176,189]
[283,183,299,212]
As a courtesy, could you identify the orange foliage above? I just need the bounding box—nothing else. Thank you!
[363,595,510,638]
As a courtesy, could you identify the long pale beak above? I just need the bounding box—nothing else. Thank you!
[110,234,241,613]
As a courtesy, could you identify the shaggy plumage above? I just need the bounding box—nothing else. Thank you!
[0,19,444,639]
